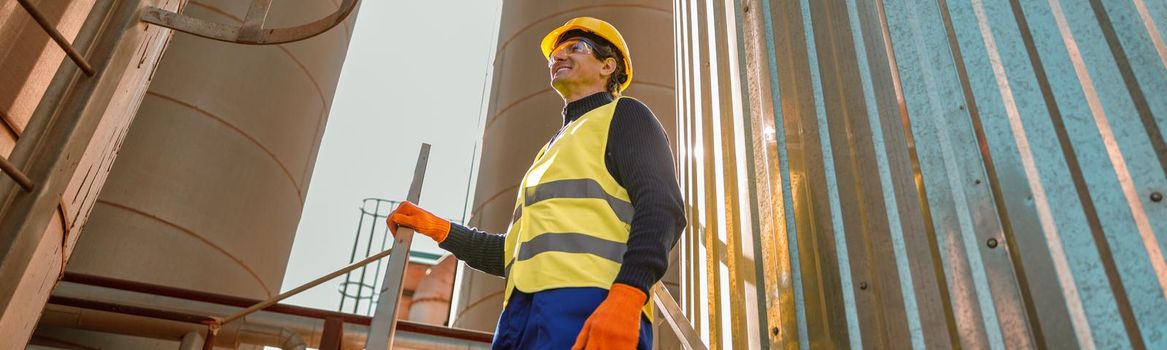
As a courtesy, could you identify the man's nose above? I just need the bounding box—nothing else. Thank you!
[549,50,568,65]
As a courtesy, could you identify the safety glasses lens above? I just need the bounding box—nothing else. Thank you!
[548,39,593,62]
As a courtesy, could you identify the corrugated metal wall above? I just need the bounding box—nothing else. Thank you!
[672,0,1167,348]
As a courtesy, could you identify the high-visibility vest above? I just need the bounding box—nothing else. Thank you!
[502,97,654,320]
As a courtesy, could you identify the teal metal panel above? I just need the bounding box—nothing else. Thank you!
[881,0,1021,347]
[673,0,1167,348]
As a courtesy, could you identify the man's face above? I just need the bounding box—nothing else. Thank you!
[548,37,615,96]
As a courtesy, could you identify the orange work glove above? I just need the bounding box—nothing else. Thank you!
[572,283,647,350]
[386,201,451,243]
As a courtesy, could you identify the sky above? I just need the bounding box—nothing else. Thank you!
[278,0,502,311]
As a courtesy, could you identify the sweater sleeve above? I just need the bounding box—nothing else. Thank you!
[439,223,506,277]
[606,98,687,295]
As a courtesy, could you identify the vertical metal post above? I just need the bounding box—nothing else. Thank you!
[357,200,383,314]
[366,143,431,350]
[319,317,345,350]
[338,205,365,313]
[201,328,217,350]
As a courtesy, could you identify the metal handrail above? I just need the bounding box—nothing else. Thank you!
[653,284,709,350]
[182,245,396,349]
[2,0,105,191]
[204,144,431,350]
[0,156,34,191]
[212,245,395,327]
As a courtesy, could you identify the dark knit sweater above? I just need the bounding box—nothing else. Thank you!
[439,92,686,295]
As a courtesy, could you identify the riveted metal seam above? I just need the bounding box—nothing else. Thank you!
[968,0,1094,347]
[1049,0,1167,320]
[873,0,962,346]
[843,0,925,347]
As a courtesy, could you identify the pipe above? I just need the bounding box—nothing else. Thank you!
[179,332,204,350]
[27,336,99,350]
[279,329,306,350]
[41,299,306,349]
[237,323,306,350]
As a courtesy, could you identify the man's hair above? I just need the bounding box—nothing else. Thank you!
[560,30,628,97]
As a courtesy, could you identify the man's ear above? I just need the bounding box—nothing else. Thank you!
[600,57,617,77]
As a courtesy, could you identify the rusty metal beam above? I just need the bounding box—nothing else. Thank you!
[320,317,344,350]
[201,328,216,350]
[47,296,216,325]
[58,272,496,343]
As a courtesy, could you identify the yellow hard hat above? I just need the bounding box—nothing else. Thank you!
[541,17,634,93]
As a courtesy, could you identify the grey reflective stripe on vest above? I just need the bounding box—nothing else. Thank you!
[511,206,522,224]
[504,232,627,277]
[523,178,634,224]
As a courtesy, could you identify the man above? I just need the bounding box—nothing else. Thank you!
[387,17,685,349]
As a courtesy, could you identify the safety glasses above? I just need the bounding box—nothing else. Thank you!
[547,37,599,64]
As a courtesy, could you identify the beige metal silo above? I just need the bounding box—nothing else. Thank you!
[455,0,676,335]
[63,0,356,306]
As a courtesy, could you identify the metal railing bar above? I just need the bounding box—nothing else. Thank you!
[0,156,35,191]
[214,245,396,326]
[15,0,96,76]
[653,284,709,350]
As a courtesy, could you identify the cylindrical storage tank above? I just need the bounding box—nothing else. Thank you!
[455,0,676,335]
[65,0,357,301]
[409,256,456,324]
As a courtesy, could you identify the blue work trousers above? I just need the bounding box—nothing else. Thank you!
[492,287,652,349]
